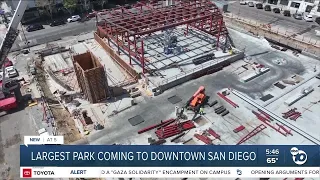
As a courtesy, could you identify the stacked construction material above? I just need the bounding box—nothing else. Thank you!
[207,128,221,140]
[194,133,212,145]
[214,105,229,116]
[233,125,245,133]
[282,108,301,121]
[138,118,175,134]
[252,110,287,137]
[155,120,195,139]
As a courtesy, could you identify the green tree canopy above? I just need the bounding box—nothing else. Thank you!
[35,0,55,19]
[63,0,77,15]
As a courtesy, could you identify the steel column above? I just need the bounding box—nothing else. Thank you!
[141,40,145,74]
[216,19,223,49]
[95,0,228,75]
[127,35,132,65]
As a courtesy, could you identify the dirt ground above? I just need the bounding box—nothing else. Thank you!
[36,69,81,144]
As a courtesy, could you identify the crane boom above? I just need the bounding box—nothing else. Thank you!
[0,0,28,67]
[0,0,28,97]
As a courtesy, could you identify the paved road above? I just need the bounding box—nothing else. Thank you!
[13,19,96,51]
[227,2,320,39]
[23,20,96,40]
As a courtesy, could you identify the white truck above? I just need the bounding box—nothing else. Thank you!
[67,15,81,23]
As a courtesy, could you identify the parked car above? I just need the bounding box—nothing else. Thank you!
[86,12,96,18]
[49,20,65,27]
[304,14,313,22]
[26,24,44,32]
[273,8,280,13]
[239,0,247,5]
[264,5,271,11]
[283,10,291,17]
[5,66,18,78]
[67,15,81,23]
[293,13,303,20]
[248,2,254,7]
[256,3,263,9]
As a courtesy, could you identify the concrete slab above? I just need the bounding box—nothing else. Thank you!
[43,53,73,72]
[104,26,243,91]
[82,40,133,87]
[71,26,320,146]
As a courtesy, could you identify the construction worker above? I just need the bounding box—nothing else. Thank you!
[199,107,204,115]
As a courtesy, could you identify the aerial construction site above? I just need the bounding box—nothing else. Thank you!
[13,0,320,145]
[1,0,320,177]
[29,0,318,146]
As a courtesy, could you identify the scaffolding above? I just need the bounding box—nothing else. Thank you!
[96,0,229,74]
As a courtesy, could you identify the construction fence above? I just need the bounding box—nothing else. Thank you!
[224,13,320,57]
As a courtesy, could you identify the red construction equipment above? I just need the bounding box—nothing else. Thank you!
[276,123,293,136]
[155,120,195,139]
[0,0,29,113]
[217,92,239,108]
[194,133,213,145]
[138,118,175,134]
[253,110,287,137]
[233,125,245,133]
[258,109,271,121]
[207,128,221,140]
[252,110,271,122]
[289,112,301,121]
[185,86,207,112]
[282,108,297,118]
[0,96,17,111]
[237,124,267,145]
[282,108,302,120]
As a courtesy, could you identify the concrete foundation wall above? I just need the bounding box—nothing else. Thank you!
[94,32,140,80]
[156,52,245,93]
[72,51,108,103]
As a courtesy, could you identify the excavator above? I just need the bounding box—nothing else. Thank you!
[0,0,28,112]
[185,86,207,113]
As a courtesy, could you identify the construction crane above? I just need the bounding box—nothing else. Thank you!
[0,0,29,111]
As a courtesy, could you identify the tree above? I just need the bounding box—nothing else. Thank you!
[97,0,108,9]
[63,0,77,15]
[92,0,107,9]
[35,0,55,20]
[81,0,91,13]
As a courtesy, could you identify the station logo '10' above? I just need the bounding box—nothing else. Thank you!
[290,147,307,165]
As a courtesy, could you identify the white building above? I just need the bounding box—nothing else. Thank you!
[265,0,320,16]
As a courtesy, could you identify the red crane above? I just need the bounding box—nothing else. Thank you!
[0,0,28,112]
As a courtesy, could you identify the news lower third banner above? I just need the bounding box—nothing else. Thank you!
[20,145,320,167]
[20,145,320,178]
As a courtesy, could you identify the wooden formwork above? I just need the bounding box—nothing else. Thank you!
[72,51,107,103]
[94,32,140,80]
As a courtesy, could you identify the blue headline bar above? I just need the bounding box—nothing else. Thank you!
[20,145,320,167]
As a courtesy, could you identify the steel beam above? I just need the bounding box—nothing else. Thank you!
[96,0,229,74]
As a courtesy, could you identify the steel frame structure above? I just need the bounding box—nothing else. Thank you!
[96,0,228,74]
